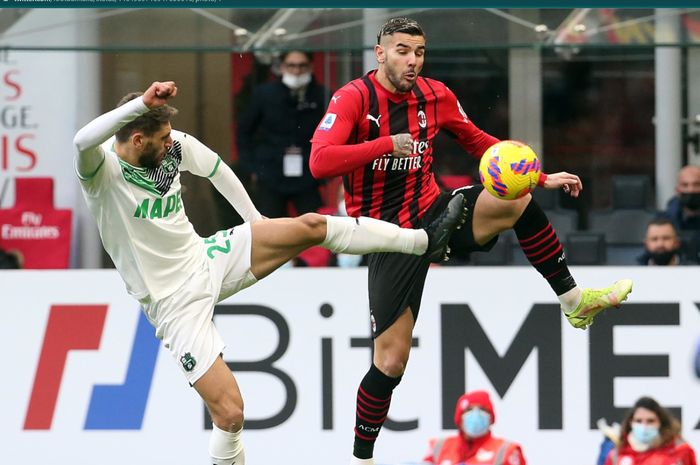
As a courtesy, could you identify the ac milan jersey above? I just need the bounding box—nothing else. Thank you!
[310,70,499,227]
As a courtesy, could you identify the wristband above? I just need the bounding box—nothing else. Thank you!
[537,172,548,187]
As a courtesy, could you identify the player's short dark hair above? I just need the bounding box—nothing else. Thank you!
[280,50,313,63]
[114,92,178,143]
[377,17,425,44]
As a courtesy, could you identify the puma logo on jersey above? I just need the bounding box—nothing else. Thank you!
[366,113,381,127]
[331,95,341,104]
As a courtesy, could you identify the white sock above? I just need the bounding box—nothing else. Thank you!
[559,286,583,312]
[321,216,428,255]
[350,456,375,465]
[209,424,245,465]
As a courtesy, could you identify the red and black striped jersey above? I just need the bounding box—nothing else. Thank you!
[310,70,498,228]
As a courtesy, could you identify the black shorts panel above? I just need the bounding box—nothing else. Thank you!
[366,184,497,338]
[367,251,429,338]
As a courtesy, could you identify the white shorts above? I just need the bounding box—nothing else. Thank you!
[141,223,257,384]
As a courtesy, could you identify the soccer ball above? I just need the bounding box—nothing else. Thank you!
[478,140,541,200]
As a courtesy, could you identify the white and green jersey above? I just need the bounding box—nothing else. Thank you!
[77,130,224,300]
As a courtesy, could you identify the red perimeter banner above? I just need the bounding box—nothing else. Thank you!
[0,177,72,268]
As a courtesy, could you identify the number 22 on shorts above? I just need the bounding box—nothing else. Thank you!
[204,229,232,259]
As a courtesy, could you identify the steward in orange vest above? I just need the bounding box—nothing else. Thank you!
[423,390,526,465]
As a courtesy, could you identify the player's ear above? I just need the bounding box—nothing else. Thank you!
[375,44,385,64]
[131,132,144,148]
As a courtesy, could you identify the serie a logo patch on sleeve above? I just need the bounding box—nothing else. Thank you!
[318,113,337,131]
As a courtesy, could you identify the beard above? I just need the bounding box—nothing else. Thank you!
[139,143,163,170]
[386,66,416,93]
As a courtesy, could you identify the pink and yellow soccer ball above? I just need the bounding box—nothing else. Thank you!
[479,140,541,200]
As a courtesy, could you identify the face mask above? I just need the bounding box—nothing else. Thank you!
[648,249,677,265]
[680,192,700,211]
[282,72,311,90]
[631,423,659,445]
[462,408,491,438]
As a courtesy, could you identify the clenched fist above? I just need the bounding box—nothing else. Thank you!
[391,133,414,158]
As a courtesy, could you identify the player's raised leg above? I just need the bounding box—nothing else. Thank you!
[249,194,466,280]
[470,188,632,329]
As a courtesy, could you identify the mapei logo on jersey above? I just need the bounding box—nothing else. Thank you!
[133,191,183,220]
[23,305,160,430]
[318,113,337,131]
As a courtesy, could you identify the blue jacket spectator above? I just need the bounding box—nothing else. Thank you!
[663,165,700,232]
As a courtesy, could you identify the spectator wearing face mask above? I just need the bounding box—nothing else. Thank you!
[604,396,697,465]
[237,50,328,218]
[664,165,700,233]
[637,218,696,266]
[422,390,526,465]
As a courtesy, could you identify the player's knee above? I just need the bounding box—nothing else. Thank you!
[374,352,409,378]
[298,213,327,240]
[209,397,245,430]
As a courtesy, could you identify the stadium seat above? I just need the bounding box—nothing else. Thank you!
[589,209,655,245]
[565,232,607,265]
[606,244,646,265]
[589,208,654,265]
[612,175,653,209]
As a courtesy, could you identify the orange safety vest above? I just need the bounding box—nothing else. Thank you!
[428,435,526,465]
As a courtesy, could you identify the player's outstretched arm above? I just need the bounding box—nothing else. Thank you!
[209,162,263,223]
[541,171,583,198]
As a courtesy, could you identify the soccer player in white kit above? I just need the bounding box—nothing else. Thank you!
[73,80,466,465]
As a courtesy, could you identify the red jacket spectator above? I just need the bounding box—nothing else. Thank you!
[604,396,697,465]
[605,439,696,465]
[423,390,526,465]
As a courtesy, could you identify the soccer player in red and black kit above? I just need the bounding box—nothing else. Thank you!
[310,17,634,465]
